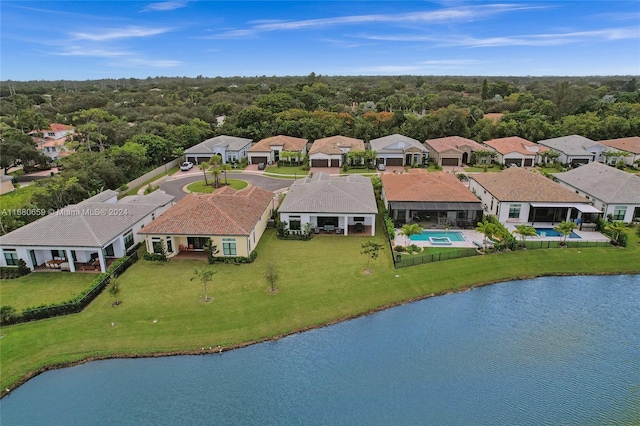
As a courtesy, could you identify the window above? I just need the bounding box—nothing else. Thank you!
[152,238,164,254]
[227,153,237,162]
[289,216,301,231]
[50,249,67,260]
[354,217,365,222]
[3,249,18,266]
[508,204,521,219]
[47,132,55,137]
[123,230,134,249]
[612,206,627,221]
[222,238,237,256]
[166,237,173,254]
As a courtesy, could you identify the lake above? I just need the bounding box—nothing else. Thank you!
[2,274,639,425]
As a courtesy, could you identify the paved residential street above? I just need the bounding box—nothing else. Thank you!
[160,170,294,201]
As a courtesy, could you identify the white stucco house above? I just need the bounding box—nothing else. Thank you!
[537,135,608,167]
[0,190,174,272]
[247,135,308,165]
[278,173,377,236]
[184,135,253,165]
[369,134,428,167]
[555,161,640,223]
[483,136,548,167]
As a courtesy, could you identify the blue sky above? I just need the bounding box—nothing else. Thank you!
[1,1,639,80]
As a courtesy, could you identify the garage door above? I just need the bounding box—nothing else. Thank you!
[251,156,268,165]
[505,159,522,167]
[386,158,403,166]
[523,158,533,167]
[311,159,329,167]
[571,159,589,167]
[331,159,340,167]
[441,158,459,166]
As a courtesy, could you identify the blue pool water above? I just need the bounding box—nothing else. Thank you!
[534,227,581,239]
[411,230,465,242]
[1,275,639,425]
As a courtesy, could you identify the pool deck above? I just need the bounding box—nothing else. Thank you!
[394,223,611,248]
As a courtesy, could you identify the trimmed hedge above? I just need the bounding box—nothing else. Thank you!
[0,251,139,326]
[0,260,31,280]
[208,250,258,265]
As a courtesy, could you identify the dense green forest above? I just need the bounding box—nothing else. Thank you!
[1,74,638,233]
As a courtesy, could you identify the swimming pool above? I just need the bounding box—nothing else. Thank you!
[534,227,581,239]
[410,231,466,242]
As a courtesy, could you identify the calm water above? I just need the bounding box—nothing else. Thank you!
[411,230,466,241]
[534,227,581,239]
[2,275,639,425]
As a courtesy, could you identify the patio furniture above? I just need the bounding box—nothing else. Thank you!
[313,227,320,234]
[323,225,335,233]
[179,244,186,252]
[336,228,343,234]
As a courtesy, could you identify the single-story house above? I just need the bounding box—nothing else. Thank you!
[278,173,377,236]
[381,170,482,228]
[184,135,253,165]
[424,136,486,167]
[308,135,365,168]
[597,137,640,166]
[369,134,428,167]
[554,161,640,223]
[0,190,174,272]
[247,135,308,165]
[483,136,548,167]
[537,135,608,167]
[138,186,275,257]
[0,175,15,195]
[468,168,601,226]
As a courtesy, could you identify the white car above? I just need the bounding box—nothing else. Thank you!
[180,161,194,171]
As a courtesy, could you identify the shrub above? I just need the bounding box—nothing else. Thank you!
[0,305,16,325]
[143,252,167,262]
[0,260,31,280]
[209,250,257,264]
[394,245,406,252]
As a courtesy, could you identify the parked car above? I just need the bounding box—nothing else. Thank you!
[258,162,266,170]
[377,163,386,171]
[180,161,194,171]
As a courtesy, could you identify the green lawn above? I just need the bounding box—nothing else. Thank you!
[264,165,308,177]
[1,225,639,393]
[187,179,248,193]
[124,166,180,196]
[463,165,502,172]
[0,273,96,312]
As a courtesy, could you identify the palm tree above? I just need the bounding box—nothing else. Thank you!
[399,223,423,246]
[220,163,232,185]
[199,161,210,185]
[475,220,497,251]
[605,221,627,243]
[554,220,577,246]
[209,165,221,188]
[513,224,537,247]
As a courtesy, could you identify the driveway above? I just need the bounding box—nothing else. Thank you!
[161,170,294,201]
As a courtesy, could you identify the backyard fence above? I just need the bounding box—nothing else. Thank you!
[1,250,140,326]
[119,158,180,194]
[523,240,612,250]
[394,248,480,268]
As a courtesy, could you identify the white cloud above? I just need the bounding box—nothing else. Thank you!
[47,46,131,57]
[209,4,546,38]
[142,1,189,12]
[71,26,173,41]
[361,27,640,47]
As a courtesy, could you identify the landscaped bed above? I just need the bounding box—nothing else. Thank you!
[1,225,639,395]
[187,179,248,193]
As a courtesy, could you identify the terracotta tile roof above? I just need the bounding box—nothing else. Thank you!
[248,135,308,152]
[469,167,590,202]
[309,135,365,155]
[424,136,485,153]
[41,137,68,148]
[484,113,504,123]
[138,186,273,236]
[381,170,479,202]
[49,123,74,132]
[597,137,640,154]
[483,136,548,155]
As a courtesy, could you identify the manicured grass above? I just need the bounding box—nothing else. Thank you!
[187,179,248,193]
[463,165,502,172]
[2,225,639,392]
[0,273,96,312]
[264,165,308,177]
[535,166,563,174]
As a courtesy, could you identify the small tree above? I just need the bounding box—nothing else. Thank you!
[554,220,577,246]
[360,240,384,269]
[108,277,121,305]
[475,220,497,251]
[264,261,279,294]
[191,267,216,302]
[209,165,222,188]
[513,224,537,247]
[199,161,210,185]
[605,221,627,242]
[0,305,16,325]
[399,223,423,246]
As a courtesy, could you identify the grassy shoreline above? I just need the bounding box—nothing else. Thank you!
[1,227,639,397]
